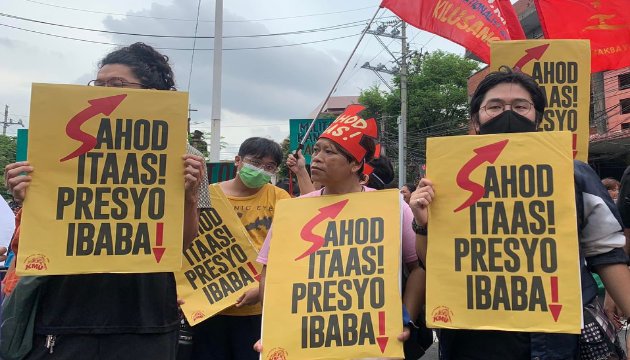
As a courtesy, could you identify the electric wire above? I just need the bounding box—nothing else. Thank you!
[20,0,377,23]
[0,22,361,50]
[0,12,373,39]
[186,0,203,92]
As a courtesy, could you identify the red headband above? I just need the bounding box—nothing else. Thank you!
[319,105,379,164]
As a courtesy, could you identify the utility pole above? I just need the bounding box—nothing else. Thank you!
[381,114,387,156]
[362,20,409,186]
[399,21,407,187]
[2,105,24,136]
[187,105,198,135]
[209,0,223,162]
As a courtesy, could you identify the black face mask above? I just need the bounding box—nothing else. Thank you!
[478,110,537,135]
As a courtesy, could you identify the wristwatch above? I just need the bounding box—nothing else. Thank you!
[412,219,427,236]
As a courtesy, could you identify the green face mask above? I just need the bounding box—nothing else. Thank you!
[239,163,272,188]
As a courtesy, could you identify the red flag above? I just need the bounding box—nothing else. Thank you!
[380,0,526,63]
[535,0,630,72]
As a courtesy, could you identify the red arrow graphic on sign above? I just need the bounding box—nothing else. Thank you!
[453,140,509,213]
[513,44,550,71]
[572,133,578,159]
[60,94,127,162]
[548,276,562,322]
[376,311,388,353]
[153,222,165,263]
[295,199,349,261]
[247,261,261,282]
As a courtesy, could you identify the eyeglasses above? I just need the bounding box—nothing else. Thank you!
[243,157,278,173]
[88,78,147,88]
[481,99,534,117]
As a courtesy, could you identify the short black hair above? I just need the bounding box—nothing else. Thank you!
[403,183,417,192]
[470,66,546,127]
[366,155,394,190]
[237,137,283,166]
[99,42,176,90]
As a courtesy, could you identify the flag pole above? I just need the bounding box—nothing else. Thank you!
[296,6,382,154]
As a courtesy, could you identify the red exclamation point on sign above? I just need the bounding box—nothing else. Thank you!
[152,223,166,263]
[572,133,578,159]
[548,276,563,322]
[247,262,261,282]
[376,311,388,353]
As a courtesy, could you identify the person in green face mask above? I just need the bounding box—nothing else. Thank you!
[191,137,291,360]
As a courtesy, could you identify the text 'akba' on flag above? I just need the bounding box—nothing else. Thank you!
[534,0,630,72]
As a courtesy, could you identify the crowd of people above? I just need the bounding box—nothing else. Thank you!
[1,41,630,360]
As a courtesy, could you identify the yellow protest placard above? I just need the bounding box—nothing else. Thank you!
[262,189,404,360]
[426,132,581,334]
[491,39,591,162]
[175,184,263,326]
[18,83,188,275]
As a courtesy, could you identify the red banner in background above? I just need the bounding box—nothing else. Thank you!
[535,0,630,72]
[380,0,526,63]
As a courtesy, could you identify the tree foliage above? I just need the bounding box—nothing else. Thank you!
[358,50,480,182]
[277,136,292,179]
[0,135,17,199]
[188,129,227,160]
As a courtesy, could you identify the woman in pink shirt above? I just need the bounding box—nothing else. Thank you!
[255,105,430,354]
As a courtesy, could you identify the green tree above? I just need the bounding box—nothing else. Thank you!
[277,136,291,179]
[188,129,227,160]
[359,50,480,182]
[0,135,17,199]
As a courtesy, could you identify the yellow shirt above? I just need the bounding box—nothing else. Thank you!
[221,183,290,316]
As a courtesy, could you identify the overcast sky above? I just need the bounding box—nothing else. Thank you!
[1,0,463,160]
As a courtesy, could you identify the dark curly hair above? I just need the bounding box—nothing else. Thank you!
[99,42,176,90]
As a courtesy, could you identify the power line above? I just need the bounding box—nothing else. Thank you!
[0,12,371,39]
[186,0,202,93]
[20,0,376,23]
[0,22,361,50]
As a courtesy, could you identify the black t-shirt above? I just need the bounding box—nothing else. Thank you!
[617,166,630,228]
[440,329,530,360]
[35,273,178,335]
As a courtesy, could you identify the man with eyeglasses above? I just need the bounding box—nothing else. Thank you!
[412,66,630,359]
[191,137,290,360]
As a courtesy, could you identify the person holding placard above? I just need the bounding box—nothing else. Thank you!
[191,137,290,360]
[3,42,210,360]
[412,66,630,360]
[400,183,417,205]
[255,105,425,358]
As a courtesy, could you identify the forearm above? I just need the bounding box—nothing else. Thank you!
[183,206,200,250]
[415,234,427,267]
[403,264,425,321]
[596,263,630,316]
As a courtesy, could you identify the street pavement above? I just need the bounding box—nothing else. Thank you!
[420,340,438,359]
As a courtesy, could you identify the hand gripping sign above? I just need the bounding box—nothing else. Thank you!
[490,40,591,163]
[426,131,581,334]
[18,84,187,274]
[261,189,404,360]
[175,184,263,325]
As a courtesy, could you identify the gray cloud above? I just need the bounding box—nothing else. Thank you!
[101,0,345,129]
